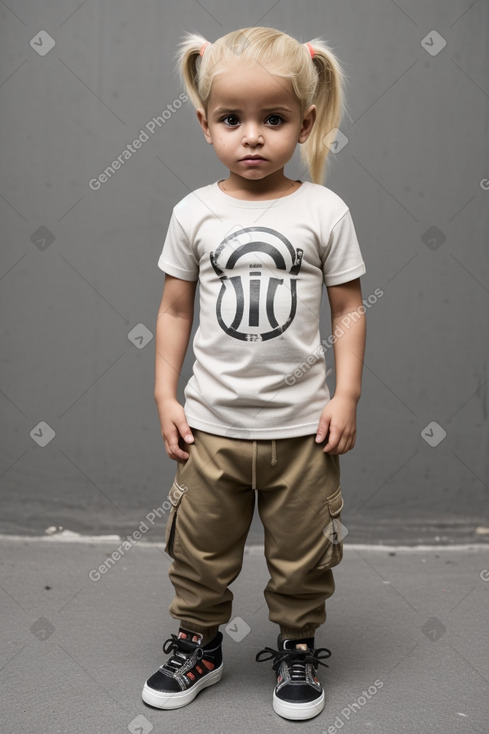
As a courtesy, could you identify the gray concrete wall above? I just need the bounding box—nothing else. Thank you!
[1,0,488,543]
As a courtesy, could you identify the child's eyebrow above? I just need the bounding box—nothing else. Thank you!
[262,106,293,114]
[212,105,293,114]
[213,106,240,114]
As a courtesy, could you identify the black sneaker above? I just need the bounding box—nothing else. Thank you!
[256,635,331,720]
[142,629,223,709]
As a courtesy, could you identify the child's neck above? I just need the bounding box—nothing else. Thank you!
[219,170,302,201]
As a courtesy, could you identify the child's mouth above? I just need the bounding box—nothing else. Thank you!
[240,156,267,165]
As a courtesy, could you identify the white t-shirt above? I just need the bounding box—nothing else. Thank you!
[158,180,366,439]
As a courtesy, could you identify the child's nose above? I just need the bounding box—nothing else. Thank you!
[242,124,263,145]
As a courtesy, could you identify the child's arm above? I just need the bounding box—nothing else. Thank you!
[154,274,197,461]
[316,278,366,454]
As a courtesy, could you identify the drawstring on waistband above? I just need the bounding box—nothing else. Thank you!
[252,439,278,489]
[252,441,257,490]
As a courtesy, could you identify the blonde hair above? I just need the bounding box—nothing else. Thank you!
[176,27,346,184]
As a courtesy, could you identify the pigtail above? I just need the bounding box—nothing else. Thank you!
[176,32,209,109]
[300,40,346,185]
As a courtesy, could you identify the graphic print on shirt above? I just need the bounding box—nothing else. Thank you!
[210,226,303,342]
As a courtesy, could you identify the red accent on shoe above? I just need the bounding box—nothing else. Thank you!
[202,659,215,671]
[196,665,203,674]
[186,671,195,681]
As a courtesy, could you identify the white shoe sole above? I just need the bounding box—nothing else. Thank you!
[273,689,325,720]
[142,664,223,709]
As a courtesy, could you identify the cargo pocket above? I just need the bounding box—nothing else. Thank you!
[164,481,187,559]
[316,485,345,569]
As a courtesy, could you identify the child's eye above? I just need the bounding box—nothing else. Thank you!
[266,115,284,126]
[222,115,240,127]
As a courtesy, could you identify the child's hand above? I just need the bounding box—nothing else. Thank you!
[158,398,194,461]
[315,395,358,454]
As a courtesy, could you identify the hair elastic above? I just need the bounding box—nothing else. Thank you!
[305,42,315,59]
[199,41,210,57]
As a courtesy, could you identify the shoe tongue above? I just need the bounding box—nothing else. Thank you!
[283,637,314,651]
[178,629,203,645]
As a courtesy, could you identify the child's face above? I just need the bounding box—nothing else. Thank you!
[197,59,315,186]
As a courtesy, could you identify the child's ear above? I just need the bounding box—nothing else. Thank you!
[298,104,316,144]
[197,108,213,144]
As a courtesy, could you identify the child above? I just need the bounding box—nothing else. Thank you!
[142,27,366,721]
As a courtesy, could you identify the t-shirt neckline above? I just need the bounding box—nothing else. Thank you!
[210,180,310,208]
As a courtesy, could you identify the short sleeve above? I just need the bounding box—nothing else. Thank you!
[157,211,199,281]
[322,209,366,287]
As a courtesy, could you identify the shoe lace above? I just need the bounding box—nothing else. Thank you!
[255,646,331,681]
[161,634,202,674]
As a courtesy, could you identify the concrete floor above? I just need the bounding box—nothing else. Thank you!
[1,537,488,734]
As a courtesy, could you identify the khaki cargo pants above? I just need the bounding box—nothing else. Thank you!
[164,428,344,641]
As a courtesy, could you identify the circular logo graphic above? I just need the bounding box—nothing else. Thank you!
[210,227,303,342]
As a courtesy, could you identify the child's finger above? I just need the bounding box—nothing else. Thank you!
[315,415,330,442]
[165,438,190,462]
[326,429,355,455]
[322,427,341,453]
[177,421,194,444]
[164,424,190,461]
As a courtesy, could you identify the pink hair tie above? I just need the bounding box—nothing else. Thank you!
[199,42,210,57]
[305,42,315,59]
